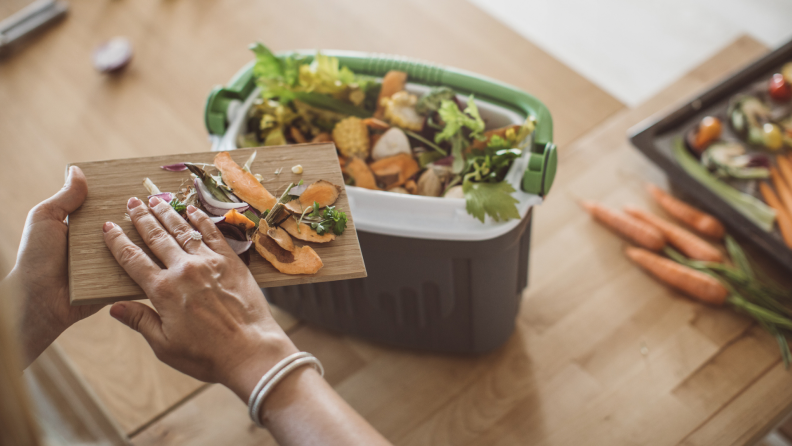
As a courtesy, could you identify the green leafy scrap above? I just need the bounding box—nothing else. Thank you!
[435,97,486,173]
[299,52,356,98]
[250,43,300,102]
[462,180,520,223]
[169,198,187,214]
[303,201,348,235]
[416,87,457,115]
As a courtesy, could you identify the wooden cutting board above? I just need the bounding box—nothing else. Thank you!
[67,143,366,306]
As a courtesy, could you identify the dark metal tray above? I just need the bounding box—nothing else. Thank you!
[629,39,792,273]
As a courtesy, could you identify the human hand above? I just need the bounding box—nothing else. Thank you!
[6,166,104,367]
[103,196,297,400]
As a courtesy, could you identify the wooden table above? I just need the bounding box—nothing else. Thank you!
[2,1,791,445]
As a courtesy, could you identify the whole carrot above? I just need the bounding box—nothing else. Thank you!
[625,246,729,305]
[777,156,792,191]
[624,205,724,263]
[645,184,725,239]
[770,166,792,218]
[579,201,665,251]
[759,182,792,249]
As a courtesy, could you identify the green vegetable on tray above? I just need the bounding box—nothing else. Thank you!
[672,138,776,232]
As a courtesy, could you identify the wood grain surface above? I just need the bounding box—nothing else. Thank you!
[132,37,792,446]
[0,0,625,438]
[67,143,365,305]
[24,344,129,445]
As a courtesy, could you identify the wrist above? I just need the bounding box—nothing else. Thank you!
[2,270,66,367]
[221,331,299,401]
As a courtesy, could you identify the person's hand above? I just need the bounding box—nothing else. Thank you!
[5,166,104,367]
[103,196,297,400]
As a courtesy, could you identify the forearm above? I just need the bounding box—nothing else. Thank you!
[1,271,63,368]
[222,342,390,446]
[261,367,391,446]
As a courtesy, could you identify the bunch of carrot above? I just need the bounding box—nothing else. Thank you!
[760,154,792,249]
[581,184,792,366]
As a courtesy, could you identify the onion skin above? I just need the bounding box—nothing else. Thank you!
[160,163,188,172]
[194,179,249,216]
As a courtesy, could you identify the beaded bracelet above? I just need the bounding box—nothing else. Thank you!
[247,352,325,428]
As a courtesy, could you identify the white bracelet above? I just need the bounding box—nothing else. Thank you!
[248,352,324,428]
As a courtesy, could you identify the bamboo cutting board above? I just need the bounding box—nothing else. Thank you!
[67,143,366,306]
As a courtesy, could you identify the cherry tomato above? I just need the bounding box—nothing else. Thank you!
[693,116,722,149]
[763,123,783,150]
[769,73,792,101]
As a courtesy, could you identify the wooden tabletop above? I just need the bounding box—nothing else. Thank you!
[3,0,790,445]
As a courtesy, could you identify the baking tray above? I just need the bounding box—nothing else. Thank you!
[630,38,792,274]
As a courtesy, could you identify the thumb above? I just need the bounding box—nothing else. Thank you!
[110,301,164,345]
[34,166,88,223]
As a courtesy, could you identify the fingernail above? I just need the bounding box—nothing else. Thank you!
[149,196,161,207]
[103,222,115,233]
[187,205,197,214]
[128,197,142,209]
[110,303,126,319]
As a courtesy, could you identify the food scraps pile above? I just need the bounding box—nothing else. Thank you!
[582,184,792,366]
[674,62,792,248]
[235,43,536,223]
[143,151,347,275]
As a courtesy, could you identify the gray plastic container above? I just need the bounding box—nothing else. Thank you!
[205,51,555,353]
[265,210,532,353]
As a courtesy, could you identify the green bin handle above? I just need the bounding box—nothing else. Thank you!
[204,51,556,196]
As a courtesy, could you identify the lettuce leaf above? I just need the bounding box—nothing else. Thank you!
[250,43,299,102]
[435,97,485,143]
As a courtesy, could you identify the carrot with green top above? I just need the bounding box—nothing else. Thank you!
[624,205,723,263]
[579,201,665,251]
[625,247,729,305]
[645,184,725,239]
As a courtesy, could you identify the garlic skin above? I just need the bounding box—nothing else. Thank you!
[416,168,442,197]
[291,165,304,174]
[371,127,411,161]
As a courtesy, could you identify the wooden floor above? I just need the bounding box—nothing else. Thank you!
[4,1,792,445]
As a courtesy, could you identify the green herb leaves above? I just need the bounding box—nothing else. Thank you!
[302,201,348,235]
[463,180,520,223]
[169,198,187,214]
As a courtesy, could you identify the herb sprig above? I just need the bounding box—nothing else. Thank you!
[300,201,348,236]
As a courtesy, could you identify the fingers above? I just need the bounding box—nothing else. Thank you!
[30,166,88,224]
[127,197,185,267]
[186,205,237,257]
[148,196,207,255]
[109,301,165,347]
[103,221,161,287]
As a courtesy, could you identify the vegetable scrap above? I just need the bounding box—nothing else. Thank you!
[582,186,792,367]
[141,151,347,275]
[237,43,539,223]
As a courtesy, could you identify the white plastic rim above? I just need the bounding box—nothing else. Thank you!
[211,84,543,241]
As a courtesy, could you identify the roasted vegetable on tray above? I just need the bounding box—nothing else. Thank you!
[236,43,536,223]
[581,186,792,367]
[140,151,347,275]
